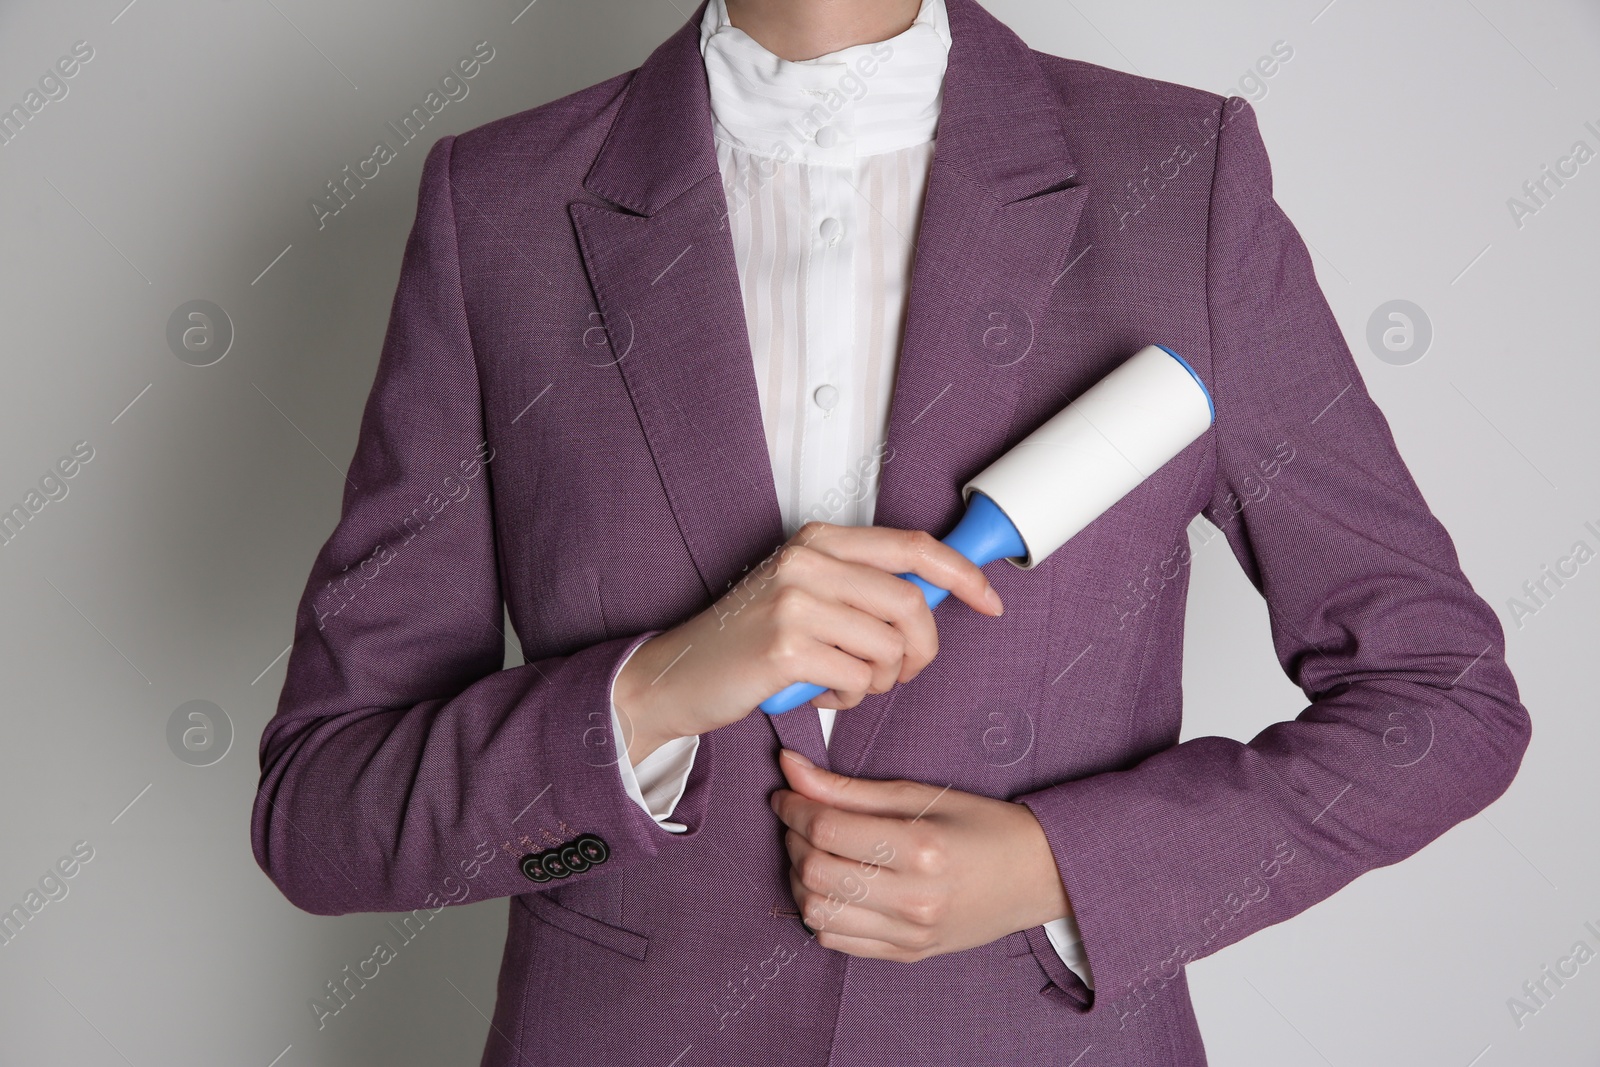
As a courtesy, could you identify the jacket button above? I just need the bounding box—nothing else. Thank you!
[574,833,609,865]
[540,849,571,879]
[521,835,609,883]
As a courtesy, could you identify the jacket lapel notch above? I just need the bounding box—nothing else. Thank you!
[568,0,786,609]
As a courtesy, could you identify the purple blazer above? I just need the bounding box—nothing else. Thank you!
[251,0,1530,1062]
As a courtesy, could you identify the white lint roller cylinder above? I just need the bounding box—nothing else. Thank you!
[960,342,1215,569]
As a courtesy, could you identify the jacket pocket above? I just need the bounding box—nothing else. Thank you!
[1020,924,1093,1010]
[516,891,650,961]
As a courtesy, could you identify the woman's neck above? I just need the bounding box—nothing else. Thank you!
[722,0,921,61]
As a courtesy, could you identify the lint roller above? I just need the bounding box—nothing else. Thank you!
[758,343,1214,715]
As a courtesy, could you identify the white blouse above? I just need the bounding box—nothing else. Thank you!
[607,0,1092,990]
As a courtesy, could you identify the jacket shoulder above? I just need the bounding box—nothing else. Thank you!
[1025,49,1265,198]
[1030,50,1232,124]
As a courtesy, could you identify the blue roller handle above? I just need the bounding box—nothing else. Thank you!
[758,490,1027,715]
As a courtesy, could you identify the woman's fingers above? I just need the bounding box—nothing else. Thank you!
[791,522,1003,618]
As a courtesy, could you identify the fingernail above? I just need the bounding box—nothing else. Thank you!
[780,749,814,768]
[984,584,1004,615]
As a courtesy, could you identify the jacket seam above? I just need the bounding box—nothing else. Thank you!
[1202,96,1233,517]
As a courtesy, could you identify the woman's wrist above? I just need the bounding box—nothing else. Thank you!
[1009,800,1073,929]
[614,631,690,765]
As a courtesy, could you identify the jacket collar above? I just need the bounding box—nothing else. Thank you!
[584,0,1078,213]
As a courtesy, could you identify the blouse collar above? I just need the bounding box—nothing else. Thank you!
[699,0,951,163]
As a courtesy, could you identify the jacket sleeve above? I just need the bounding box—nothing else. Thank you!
[251,133,675,916]
[1014,96,1531,1020]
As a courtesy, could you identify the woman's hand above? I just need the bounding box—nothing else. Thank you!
[770,749,1073,961]
[613,522,1004,763]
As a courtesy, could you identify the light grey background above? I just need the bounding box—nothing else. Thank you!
[1,0,1595,1064]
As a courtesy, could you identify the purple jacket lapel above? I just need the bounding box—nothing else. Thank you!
[569,0,1090,775]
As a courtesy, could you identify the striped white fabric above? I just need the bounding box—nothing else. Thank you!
[700,0,949,535]
[714,142,933,534]
[610,0,1094,992]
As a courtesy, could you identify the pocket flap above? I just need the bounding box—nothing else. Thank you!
[517,891,649,961]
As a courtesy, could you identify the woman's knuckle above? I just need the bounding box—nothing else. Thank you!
[903,894,938,927]
[766,632,805,675]
[895,581,925,614]
[776,547,816,580]
[896,945,926,963]
[771,585,814,627]
[911,839,944,876]
[795,521,831,546]
[797,853,828,892]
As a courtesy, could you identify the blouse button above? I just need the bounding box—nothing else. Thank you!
[813,384,840,411]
